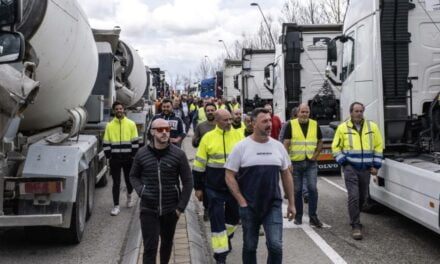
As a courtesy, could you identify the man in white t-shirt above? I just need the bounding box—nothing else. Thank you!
[225,108,295,264]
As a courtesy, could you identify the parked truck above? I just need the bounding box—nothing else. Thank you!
[271,23,342,171]
[221,59,242,100]
[0,0,147,243]
[326,0,440,234]
[241,48,275,113]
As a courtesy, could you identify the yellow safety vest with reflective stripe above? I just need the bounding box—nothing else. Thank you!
[197,107,206,123]
[289,118,318,161]
[103,116,139,157]
[192,126,243,254]
[331,119,383,170]
[193,126,244,172]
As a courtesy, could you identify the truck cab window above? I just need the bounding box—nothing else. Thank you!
[341,32,355,82]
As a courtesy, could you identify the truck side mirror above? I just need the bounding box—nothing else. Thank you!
[0,0,22,26]
[327,39,338,63]
[0,31,25,64]
[264,66,271,86]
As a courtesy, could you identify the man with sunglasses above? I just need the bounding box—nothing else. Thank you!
[151,98,186,147]
[130,118,193,264]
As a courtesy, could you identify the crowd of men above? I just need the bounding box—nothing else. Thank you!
[103,94,383,264]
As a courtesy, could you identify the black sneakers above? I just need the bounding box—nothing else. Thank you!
[309,216,323,228]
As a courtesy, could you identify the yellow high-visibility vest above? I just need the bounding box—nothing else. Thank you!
[289,118,318,161]
[332,119,383,169]
[197,107,206,123]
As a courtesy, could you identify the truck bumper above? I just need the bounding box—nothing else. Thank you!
[0,214,63,227]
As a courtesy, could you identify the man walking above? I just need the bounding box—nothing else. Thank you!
[193,109,244,264]
[283,103,323,227]
[264,104,282,140]
[192,102,217,221]
[130,118,193,264]
[225,108,295,264]
[231,109,245,135]
[192,103,217,148]
[151,98,186,147]
[332,102,383,240]
[103,101,139,216]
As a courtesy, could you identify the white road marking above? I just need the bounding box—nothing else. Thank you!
[321,177,347,193]
[283,215,331,229]
[282,204,347,264]
[302,224,348,264]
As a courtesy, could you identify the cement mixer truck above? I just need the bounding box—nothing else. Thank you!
[0,0,147,243]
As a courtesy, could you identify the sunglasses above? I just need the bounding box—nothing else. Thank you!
[153,127,171,133]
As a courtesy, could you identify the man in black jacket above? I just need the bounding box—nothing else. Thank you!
[151,98,186,147]
[130,118,193,264]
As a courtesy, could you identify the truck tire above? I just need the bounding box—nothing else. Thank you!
[86,160,96,220]
[62,171,88,244]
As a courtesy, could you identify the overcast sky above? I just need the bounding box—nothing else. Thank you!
[77,0,285,84]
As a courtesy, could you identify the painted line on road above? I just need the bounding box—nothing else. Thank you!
[321,177,347,193]
[282,204,347,264]
[302,224,347,264]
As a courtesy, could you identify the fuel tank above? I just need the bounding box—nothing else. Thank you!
[17,0,98,131]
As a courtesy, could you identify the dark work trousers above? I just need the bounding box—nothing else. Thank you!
[110,158,134,206]
[140,210,179,264]
[202,185,209,211]
[206,187,240,262]
[343,164,371,228]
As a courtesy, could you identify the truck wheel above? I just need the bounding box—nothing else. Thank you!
[63,171,88,244]
[86,160,96,220]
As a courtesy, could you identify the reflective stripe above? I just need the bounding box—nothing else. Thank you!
[108,141,133,145]
[347,157,373,163]
[289,151,315,155]
[208,154,228,160]
[207,163,225,168]
[192,166,206,172]
[211,231,229,253]
[291,141,317,146]
[132,144,139,148]
[335,154,345,162]
[226,224,237,236]
[195,156,207,164]
[103,146,111,151]
[111,149,132,153]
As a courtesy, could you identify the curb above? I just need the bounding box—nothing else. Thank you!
[186,195,211,264]
[120,200,142,264]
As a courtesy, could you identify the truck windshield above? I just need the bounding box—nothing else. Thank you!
[341,32,355,82]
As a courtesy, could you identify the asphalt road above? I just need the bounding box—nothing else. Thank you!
[182,125,440,264]
[0,178,138,264]
[200,174,440,264]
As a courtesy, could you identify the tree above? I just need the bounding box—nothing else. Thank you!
[281,0,347,24]
[197,57,211,80]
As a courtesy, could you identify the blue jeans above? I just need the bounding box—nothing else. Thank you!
[292,160,318,219]
[239,205,283,264]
